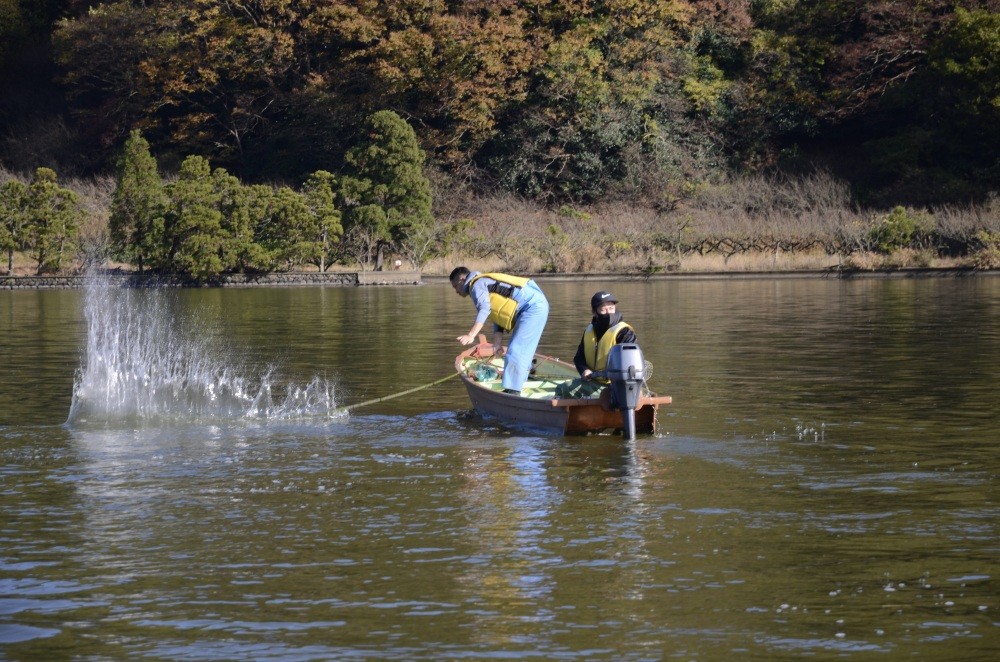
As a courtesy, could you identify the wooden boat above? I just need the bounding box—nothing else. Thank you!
[455,337,671,436]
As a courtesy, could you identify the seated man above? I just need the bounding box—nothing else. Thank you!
[557,291,637,398]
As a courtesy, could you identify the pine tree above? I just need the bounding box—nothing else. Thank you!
[25,168,80,274]
[268,186,311,270]
[110,129,167,272]
[0,178,27,275]
[212,169,274,273]
[162,156,226,281]
[341,111,433,271]
[301,170,342,272]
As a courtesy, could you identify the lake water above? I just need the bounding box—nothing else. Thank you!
[1,275,998,659]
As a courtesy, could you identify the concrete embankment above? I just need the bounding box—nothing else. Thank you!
[0,271,422,289]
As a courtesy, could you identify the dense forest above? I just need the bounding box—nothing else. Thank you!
[1,1,999,276]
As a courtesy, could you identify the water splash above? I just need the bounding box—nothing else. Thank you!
[67,276,339,427]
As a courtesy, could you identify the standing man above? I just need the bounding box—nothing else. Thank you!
[574,291,637,382]
[450,266,549,395]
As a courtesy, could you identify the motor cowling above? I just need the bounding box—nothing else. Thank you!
[604,343,645,439]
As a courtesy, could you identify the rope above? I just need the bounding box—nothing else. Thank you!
[334,370,462,414]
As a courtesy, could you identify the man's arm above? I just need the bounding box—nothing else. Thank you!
[457,278,496,345]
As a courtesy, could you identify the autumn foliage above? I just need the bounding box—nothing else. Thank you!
[0,0,977,206]
[1,1,999,277]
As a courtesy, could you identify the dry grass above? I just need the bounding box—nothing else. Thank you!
[1,252,37,276]
[680,251,840,273]
[66,174,114,271]
[425,171,1000,275]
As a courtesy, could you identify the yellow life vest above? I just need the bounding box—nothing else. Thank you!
[583,321,634,376]
[467,272,531,331]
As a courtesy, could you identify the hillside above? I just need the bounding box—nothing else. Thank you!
[1,1,997,207]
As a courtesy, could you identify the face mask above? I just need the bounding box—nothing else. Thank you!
[593,311,620,337]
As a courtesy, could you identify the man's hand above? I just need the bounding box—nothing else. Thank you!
[458,334,476,345]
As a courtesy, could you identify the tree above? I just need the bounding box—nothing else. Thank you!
[301,170,343,272]
[51,3,160,159]
[340,110,433,270]
[930,9,1000,121]
[24,168,80,274]
[268,186,312,270]
[351,1,539,164]
[396,219,442,270]
[477,0,700,202]
[212,170,275,273]
[109,129,166,272]
[0,0,27,75]
[925,8,1000,186]
[0,178,28,274]
[842,6,1000,203]
[161,156,226,281]
[741,0,953,127]
[48,0,718,200]
[340,203,387,271]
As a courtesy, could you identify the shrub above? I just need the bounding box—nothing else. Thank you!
[971,231,1000,269]
[868,206,935,253]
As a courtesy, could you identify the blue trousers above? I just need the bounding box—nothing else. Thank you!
[502,280,549,391]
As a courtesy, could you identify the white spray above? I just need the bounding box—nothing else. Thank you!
[67,276,337,426]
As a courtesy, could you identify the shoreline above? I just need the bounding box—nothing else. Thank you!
[430,266,1000,284]
[3,267,998,289]
[0,271,422,290]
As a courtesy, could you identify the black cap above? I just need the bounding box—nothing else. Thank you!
[591,291,618,311]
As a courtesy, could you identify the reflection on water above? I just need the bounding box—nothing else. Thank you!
[1,277,998,658]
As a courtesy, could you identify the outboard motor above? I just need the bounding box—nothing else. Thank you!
[604,343,646,440]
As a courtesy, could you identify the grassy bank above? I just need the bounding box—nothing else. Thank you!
[421,172,1000,276]
[4,169,999,278]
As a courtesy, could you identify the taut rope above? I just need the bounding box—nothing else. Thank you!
[334,370,462,414]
